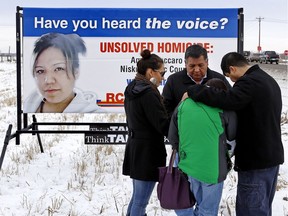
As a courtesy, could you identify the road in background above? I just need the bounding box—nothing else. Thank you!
[250,62,288,112]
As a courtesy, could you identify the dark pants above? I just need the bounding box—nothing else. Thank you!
[236,165,279,216]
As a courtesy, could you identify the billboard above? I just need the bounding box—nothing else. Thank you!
[22,8,240,113]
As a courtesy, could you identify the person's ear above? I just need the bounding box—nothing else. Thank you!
[229,66,236,74]
[147,68,154,78]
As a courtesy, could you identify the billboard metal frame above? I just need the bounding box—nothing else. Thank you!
[0,6,244,170]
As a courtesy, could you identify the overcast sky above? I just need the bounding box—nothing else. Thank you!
[0,0,287,53]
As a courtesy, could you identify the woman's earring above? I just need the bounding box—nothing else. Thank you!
[150,77,157,85]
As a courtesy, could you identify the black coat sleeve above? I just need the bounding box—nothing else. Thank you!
[167,106,179,150]
[187,78,253,110]
[162,76,178,119]
[141,90,170,137]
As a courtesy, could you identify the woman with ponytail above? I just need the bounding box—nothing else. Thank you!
[123,49,169,216]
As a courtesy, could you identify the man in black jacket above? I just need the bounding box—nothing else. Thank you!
[162,44,230,118]
[186,52,284,216]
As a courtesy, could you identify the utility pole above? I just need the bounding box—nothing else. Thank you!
[256,17,264,52]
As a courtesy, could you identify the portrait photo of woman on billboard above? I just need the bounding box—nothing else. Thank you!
[23,33,105,113]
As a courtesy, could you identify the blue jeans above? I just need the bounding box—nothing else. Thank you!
[126,179,156,216]
[175,176,224,216]
[236,165,279,216]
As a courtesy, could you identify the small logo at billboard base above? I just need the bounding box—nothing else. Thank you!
[98,92,124,107]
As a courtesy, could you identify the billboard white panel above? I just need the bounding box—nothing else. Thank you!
[22,8,239,113]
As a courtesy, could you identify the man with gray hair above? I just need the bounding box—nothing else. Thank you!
[162,44,230,118]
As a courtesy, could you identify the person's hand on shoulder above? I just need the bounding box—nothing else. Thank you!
[181,92,188,101]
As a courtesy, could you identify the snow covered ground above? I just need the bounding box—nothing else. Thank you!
[0,62,287,216]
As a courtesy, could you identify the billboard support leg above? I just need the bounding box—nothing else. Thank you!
[32,115,44,153]
[0,124,13,170]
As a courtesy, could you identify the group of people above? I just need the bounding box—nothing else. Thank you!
[26,33,284,215]
[123,45,284,216]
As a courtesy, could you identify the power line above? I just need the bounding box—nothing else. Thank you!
[245,18,287,23]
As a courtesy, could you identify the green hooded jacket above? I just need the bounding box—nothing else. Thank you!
[168,98,237,184]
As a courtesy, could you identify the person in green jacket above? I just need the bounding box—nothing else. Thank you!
[168,78,237,216]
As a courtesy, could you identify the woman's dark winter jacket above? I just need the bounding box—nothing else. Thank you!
[187,64,284,171]
[122,79,169,181]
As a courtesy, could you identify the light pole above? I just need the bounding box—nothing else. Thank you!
[256,17,264,52]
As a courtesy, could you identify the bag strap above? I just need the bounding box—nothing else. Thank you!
[168,149,177,173]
